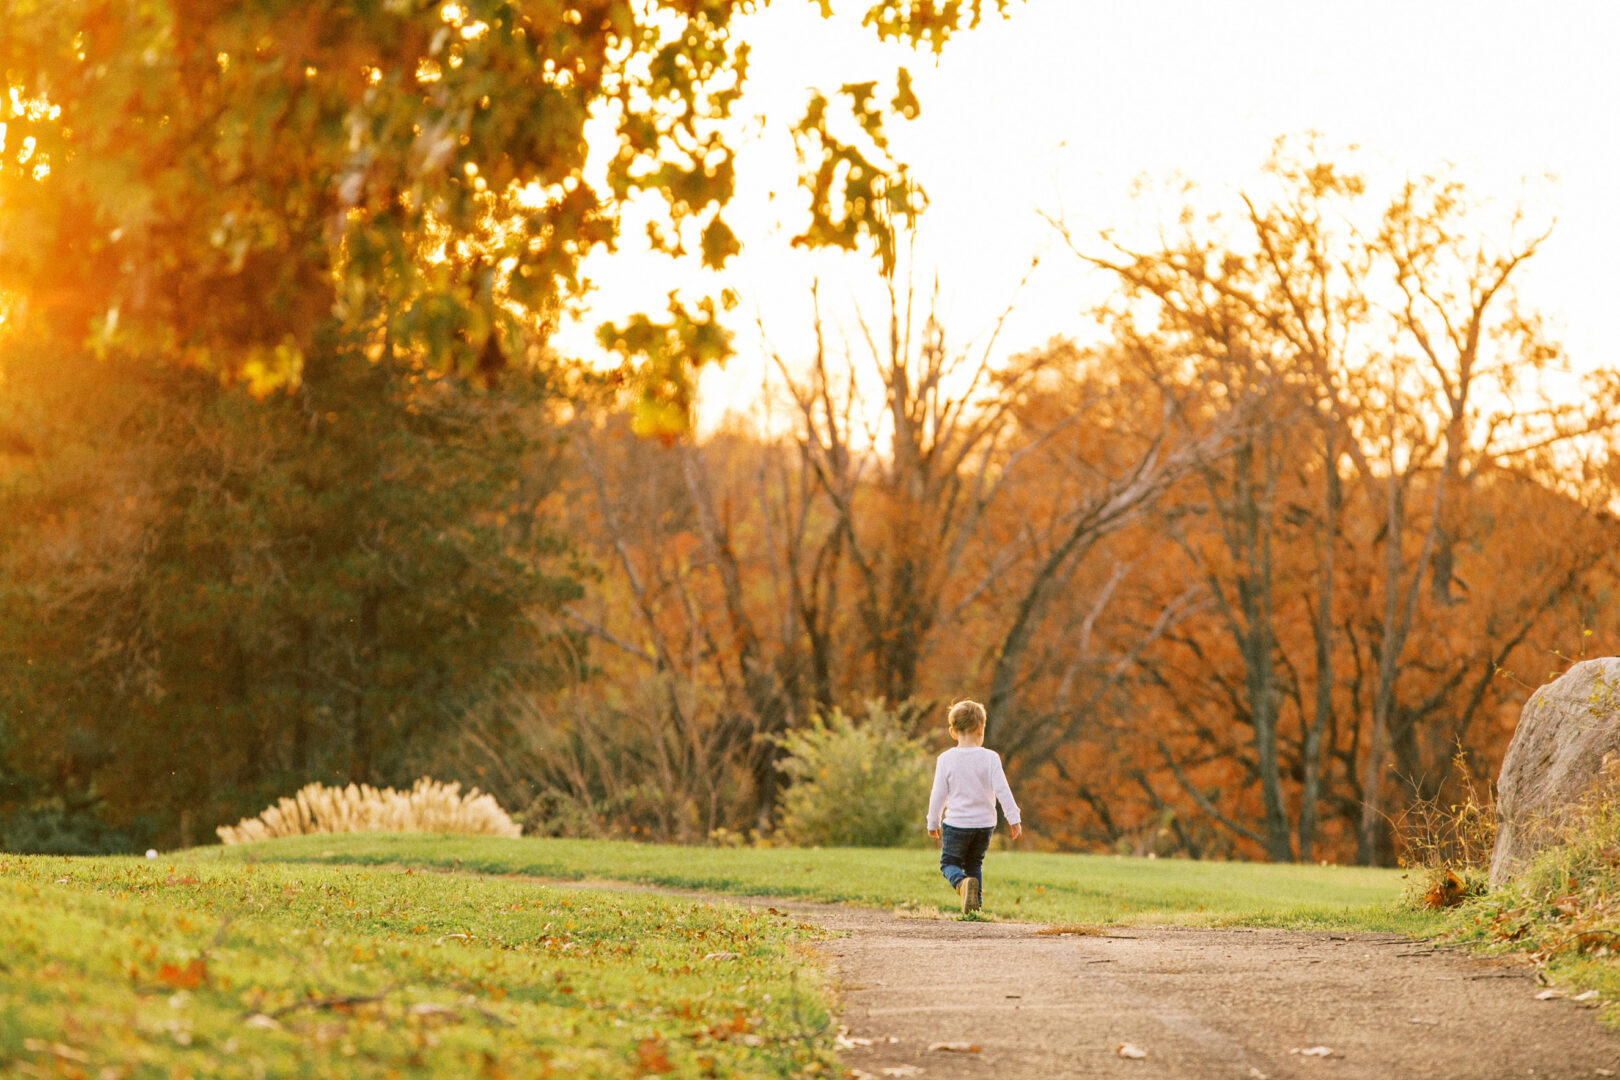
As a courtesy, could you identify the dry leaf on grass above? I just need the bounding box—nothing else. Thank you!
[1573,990,1600,1002]
[635,1037,675,1074]
[702,951,738,961]
[243,1014,280,1030]
[22,1040,90,1064]
[1116,1043,1148,1059]
[927,1041,980,1052]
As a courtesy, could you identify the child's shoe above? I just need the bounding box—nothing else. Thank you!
[958,877,981,914]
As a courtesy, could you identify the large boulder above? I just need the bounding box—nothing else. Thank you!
[1490,657,1620,886]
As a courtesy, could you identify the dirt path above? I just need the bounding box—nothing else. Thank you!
[543,876,1620,1077]
[795,904,1618,1080]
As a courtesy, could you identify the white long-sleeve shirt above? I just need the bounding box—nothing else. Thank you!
[926,745,1021,830]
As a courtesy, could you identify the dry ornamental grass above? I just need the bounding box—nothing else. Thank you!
[217,778,521,844]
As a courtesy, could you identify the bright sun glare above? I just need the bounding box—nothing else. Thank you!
[544,0,1619,431]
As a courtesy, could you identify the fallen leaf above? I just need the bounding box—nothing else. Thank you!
[22,1040,89,1063]
[243,1014,280,1030]
[1572,990,1600,1002]
[928,1041,980,1053]
[1116,1043,1148,1059]
[156,959,207,991]
[1291,1046,1334,1057]
[879,1068,922,1078]
[635,1037,674,1074]
[1423,870,1464,909]
[408,1003,459,1018]
[1535,988,1567,1000]
[702,951,738,961]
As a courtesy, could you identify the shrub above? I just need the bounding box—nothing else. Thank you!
[773,701,932,848]
[0,802,138,855]
[216,778,520,844]
[1395,751,1497,909]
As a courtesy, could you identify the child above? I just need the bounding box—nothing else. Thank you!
[925,699,1022,913]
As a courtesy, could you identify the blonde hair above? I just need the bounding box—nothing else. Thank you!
[947,699,987,734]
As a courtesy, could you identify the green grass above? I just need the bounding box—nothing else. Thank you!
[1439,780,1620,1027]
[0,834,1440,1075]
[208,833,1439,935]
[0,852,838,1079]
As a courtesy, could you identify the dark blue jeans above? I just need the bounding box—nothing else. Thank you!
[939,823,994,896]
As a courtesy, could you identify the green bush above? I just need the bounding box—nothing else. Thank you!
[774,701,932,848]
[0,802,137,855]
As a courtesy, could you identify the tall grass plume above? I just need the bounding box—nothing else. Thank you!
[217,778,521,844]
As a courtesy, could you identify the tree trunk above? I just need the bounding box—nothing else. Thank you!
[349,589,380,784]
[1358,473,1403,865]
[1298,433,1339,861]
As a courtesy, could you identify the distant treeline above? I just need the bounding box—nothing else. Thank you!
[3,151,1618,862]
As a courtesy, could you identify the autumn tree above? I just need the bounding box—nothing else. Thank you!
[1061,142,1620,862]
[0,0,1024,847]
[0,0,1020,425]
[0,340,581,848]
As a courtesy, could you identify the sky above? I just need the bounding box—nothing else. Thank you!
[550,0,1620,431]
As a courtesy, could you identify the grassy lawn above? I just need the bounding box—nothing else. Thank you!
[209,833,1439,935]
[0,852,837,1079]
[0,834,1438,1076]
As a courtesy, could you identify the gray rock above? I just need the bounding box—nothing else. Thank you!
[1490,656,1620,886]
